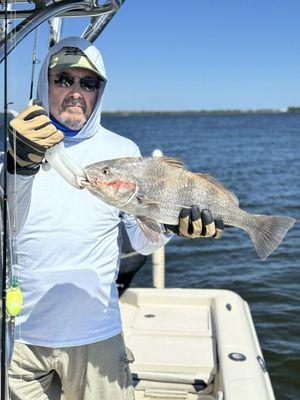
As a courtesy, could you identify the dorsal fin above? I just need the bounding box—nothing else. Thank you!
[159,157,185,169]
[195,173,239,205]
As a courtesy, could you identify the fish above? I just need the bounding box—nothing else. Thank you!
[82,157,295,260]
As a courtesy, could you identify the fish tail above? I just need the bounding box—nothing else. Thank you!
[247,215,295,260]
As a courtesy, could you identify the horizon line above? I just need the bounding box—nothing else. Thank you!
[102,107,300,115]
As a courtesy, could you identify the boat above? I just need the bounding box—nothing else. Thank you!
[0,1,276,399]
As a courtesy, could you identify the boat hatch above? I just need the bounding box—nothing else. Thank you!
[120,289,217,399]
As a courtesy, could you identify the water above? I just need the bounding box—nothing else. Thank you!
[102,113,300,400]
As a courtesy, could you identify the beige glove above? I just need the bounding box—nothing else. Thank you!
[165,206,224,239]
[8,101,64,175]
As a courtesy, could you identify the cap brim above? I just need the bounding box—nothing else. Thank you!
[50,63,106,80]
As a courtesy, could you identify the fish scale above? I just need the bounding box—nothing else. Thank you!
[136,160,237,224]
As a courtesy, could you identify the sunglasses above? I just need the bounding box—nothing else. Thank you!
[51,72,104,92]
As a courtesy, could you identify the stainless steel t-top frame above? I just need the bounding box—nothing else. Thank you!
[0,0,125,63]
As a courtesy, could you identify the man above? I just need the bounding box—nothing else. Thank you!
[4,36,224,399]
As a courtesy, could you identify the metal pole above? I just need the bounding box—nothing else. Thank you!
[151,149,165,289]
[29,28,39,100]
[48,18,63,48]
[82,0,125,43]
[0,1,114,20]
[152,246,165,289]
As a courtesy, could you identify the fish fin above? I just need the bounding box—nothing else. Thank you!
[160,157,185,169]
[247,215,295,260]
[137,194,158,206]
[195,173,239,205]
[136,216,162,243]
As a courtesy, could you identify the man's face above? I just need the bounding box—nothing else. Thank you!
[49,67,100,130]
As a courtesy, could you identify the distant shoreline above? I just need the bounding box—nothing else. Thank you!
[102,107,300,116]
[1,108,300,121]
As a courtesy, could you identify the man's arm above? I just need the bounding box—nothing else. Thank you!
[122,212,173,255]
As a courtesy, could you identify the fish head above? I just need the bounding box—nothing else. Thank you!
[83,160,138,208]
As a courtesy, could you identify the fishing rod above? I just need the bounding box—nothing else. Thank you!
[1,3,23,398]
[1,0,9,396]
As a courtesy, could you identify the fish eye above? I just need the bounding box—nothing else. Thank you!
[101,167,110,175]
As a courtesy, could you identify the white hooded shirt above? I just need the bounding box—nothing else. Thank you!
[5,37,171,347]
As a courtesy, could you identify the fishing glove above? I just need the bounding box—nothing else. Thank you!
[7,101,64,175]
[165,206,224,239]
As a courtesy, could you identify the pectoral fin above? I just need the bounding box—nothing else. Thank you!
[137,194,158,206]
[136,216,162,243]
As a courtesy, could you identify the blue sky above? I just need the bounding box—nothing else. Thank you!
[2,0,300,111]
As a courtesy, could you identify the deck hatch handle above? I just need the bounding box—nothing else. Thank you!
[144,314,155,318]
[228,352,246,361]
[144,389,188,399]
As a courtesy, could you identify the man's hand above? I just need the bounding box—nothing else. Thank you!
[165,206,224,239]
[8,101,64,175]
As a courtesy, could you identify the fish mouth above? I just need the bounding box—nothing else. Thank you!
[86,175,97,185]
[83,174,104,190]
[85,174,100,186]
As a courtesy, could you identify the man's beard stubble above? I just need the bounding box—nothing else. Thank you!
[58,96,88,130]
[59,108,87,130]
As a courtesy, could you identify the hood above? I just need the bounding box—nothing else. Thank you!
[37,36,106,142]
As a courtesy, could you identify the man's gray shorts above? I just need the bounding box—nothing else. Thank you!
[9,334,135,400]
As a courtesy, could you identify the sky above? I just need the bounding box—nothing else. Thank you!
[1,0,300,112]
